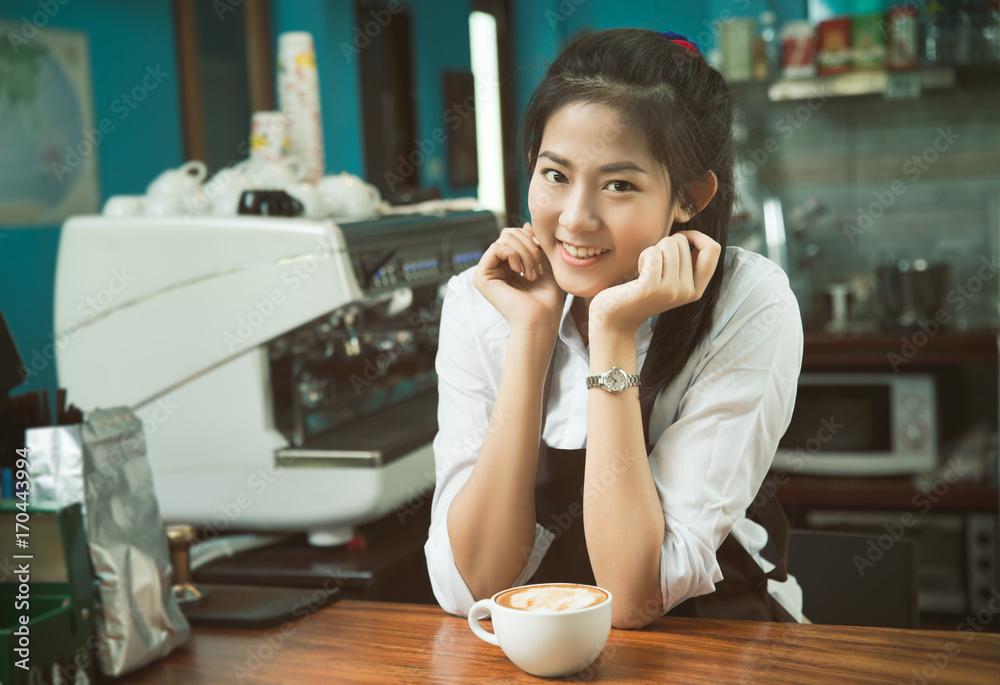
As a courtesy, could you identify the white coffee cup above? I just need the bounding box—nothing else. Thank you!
[102,195,145,217]
[468,583,612,677]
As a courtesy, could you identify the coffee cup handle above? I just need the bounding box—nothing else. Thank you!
[468,599,499,646]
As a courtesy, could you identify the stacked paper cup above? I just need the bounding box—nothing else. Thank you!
[250,111,290,164]
[277,32,325,183]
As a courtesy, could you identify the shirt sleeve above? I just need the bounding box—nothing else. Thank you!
[649,267,803,614]
[423,272,556,616]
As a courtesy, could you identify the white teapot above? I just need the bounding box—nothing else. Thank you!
[146,160,211,215]
[316,172,382,219]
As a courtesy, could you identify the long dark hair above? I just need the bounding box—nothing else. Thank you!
[521,28,735,401]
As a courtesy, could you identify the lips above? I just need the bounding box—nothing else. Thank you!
[557,240,610,267]
[559,240,609,259]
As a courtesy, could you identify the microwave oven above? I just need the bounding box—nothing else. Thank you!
[772,372,937,476]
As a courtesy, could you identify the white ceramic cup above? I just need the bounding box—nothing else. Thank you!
[468,583,612,678]
[144,194,184,217]
[102,195,145,217]
[147,160,208,197]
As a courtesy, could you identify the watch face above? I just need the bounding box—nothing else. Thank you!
[605,368,627,392]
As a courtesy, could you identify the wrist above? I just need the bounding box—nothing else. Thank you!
[587,329,637,377]
[588,308,642,343]
[509,322,559,344]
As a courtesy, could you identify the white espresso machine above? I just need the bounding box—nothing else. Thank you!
[54,210,498,545]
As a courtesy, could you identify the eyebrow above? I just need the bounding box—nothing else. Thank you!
[538,151,647,175]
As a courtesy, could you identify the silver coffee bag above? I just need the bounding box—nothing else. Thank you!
[28,406,190,677]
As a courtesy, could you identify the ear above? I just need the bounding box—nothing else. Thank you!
[673,171,718,223]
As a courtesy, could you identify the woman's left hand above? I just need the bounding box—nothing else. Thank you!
[589,230,722,336]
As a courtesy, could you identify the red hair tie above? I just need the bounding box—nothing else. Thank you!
[660,31,700,54]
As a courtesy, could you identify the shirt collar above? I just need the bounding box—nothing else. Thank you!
[557,292,656,358]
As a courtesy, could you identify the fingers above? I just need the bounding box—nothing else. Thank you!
[486,223,545,281]
[504,224,545,278]
[637,245,663,286]
[674,230,722,292]
[673,234,694,292]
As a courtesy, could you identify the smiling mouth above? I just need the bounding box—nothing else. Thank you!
[559,241,610,258]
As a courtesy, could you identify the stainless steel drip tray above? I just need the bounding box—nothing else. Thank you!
[276,393,438,469]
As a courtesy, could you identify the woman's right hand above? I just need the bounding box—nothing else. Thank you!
[473,223,564,334]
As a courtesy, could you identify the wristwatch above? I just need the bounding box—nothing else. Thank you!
[586,367,641,393]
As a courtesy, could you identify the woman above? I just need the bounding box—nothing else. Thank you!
[425,28,803,628]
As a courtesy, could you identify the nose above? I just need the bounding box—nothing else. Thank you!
[558,185,600,235]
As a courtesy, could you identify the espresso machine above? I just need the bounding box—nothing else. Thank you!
[53,209,499,551]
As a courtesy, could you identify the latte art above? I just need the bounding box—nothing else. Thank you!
[497,584,608,613]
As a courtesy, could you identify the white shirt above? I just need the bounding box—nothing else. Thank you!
[424,246,804,620]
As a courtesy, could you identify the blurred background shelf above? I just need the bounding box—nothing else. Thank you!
[803,329,998,369]
[767,67,957,101]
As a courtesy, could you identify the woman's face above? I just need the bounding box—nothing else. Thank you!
[527,101,685,301]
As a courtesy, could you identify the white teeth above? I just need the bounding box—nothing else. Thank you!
[561,241,608,259]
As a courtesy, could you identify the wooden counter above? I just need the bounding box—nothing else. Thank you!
[118,599,1000,684]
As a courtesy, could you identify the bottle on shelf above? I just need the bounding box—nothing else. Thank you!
[972,0,1000,63]
[780,19,817,78]
[921,0,954,66]
[755,11,782,81]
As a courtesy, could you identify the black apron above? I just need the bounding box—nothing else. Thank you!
[529,352,796,623]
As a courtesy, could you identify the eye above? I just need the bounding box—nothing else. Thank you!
[604,180,635,193]
[542,168,567,183]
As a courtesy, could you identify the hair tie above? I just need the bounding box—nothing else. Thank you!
[660,30,700,54]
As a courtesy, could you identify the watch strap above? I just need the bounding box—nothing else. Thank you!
[586,367,640,391]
